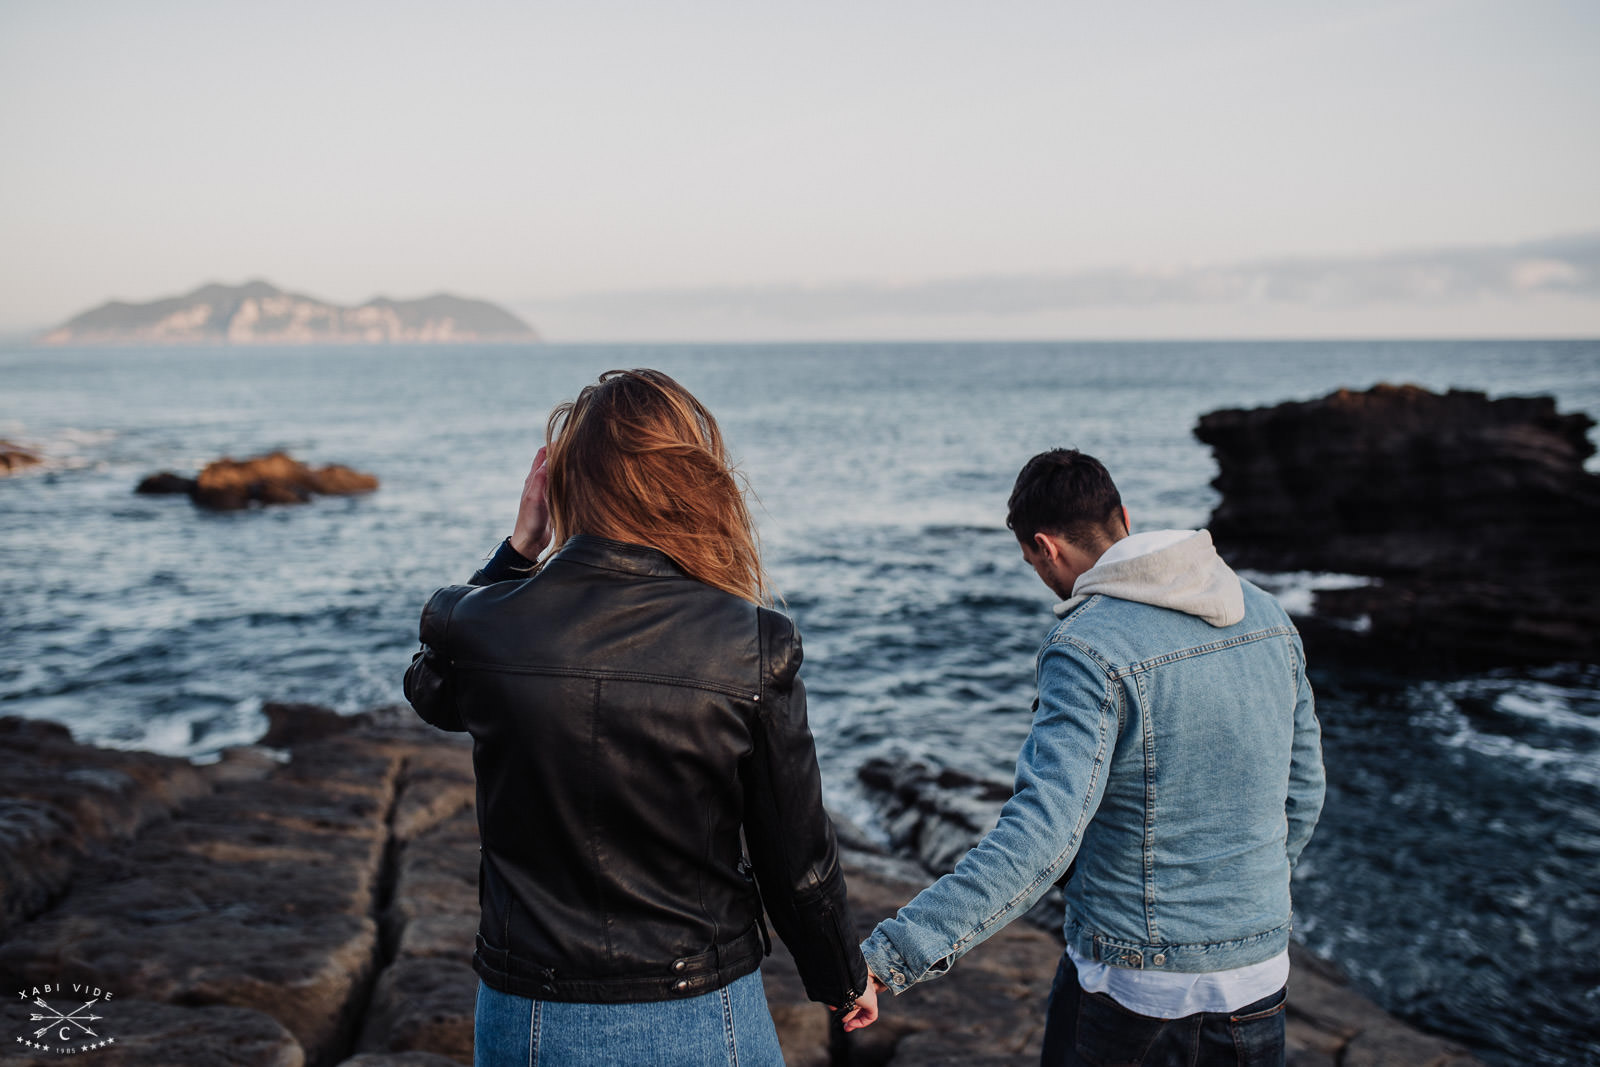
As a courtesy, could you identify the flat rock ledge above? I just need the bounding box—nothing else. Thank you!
[1,709,1481,1066]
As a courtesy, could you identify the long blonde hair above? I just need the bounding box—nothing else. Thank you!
[544,369,771,604]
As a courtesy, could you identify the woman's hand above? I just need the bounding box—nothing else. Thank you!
[839,972,884,1032]
[509,446,552,560]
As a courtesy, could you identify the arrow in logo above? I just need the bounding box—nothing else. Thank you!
[29,997,102,1039]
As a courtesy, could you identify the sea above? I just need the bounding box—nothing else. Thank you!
[2,340,1597,1064]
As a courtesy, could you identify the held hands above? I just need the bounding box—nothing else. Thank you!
[838,970,887,1033]
[509,446,552,560]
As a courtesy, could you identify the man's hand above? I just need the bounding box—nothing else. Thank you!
[839,971,886,1033]
[509,446,552,560]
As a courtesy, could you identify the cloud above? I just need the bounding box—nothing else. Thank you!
[525,233,1600,326]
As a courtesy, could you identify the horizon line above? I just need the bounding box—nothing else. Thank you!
[4,333,1598,350]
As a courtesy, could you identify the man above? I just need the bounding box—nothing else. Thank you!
[848,449,1324,1066]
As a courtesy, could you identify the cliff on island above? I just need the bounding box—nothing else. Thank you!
[39,281,538,346]
[0,706,1482,1066]
[1196,384,1600,666]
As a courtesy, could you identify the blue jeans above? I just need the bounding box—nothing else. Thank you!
[474,969,785,1066]
[1040,953,1286,1067]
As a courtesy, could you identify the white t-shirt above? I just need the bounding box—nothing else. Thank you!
[1068,943,1289,1018]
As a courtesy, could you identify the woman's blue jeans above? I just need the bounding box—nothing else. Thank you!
[474,969,785,1066]
[1040,952,1287,1067]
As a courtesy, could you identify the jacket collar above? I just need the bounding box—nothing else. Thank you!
[554,534,686,578]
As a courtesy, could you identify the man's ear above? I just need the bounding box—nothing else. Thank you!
[1032,531,1063,563]
[1121,506,1131,535]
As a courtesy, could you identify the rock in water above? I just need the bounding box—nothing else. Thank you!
[136,450,379,510]
[308,463,382,496]
[1195,384,1600,664]
[135,471,197,495]
[1,439,42,474]
[856,757,1012,875]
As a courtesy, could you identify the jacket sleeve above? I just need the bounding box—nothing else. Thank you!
[859,636,1114,995]
[742,609,869,1011]
[1285,630,1325,872]
[402,584,474,733]
[470,537,542,586]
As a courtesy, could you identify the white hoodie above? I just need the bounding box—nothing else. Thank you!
[1053,529,1245,627]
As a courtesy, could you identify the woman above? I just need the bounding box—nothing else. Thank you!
[404,369,877,1065]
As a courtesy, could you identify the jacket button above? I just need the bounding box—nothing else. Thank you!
[674,979,689,993]
[672,960,686,973]
[1152,953,1166,966]
[890,970,905,984]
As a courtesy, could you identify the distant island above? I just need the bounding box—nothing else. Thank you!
[39,280,538,345]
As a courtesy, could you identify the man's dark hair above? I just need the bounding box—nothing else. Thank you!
[1006,449,1125,550]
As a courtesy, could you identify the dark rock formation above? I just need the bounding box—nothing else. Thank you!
[1195,384,1600,665]
[136,451,379,511]
[1194,384,1599,574]
[134,471,195,495]
[1,439,42,475]
[0,707,1482,1066]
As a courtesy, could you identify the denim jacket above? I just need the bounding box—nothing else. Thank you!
[861,530,1324,993]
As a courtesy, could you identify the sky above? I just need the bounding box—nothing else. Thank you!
[2,0,1598,341]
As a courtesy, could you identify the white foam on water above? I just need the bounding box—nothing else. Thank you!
[54,427,118,447]
[1495,687,1600,735]
[1408,680,1600,789]
[1236,569,1378,617]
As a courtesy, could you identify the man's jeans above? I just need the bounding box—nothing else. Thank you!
[1040,953,1287,1067]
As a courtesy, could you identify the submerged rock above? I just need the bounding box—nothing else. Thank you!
[135,450,379,511]
[1195,384,1600,665]
[857,757,1011,875]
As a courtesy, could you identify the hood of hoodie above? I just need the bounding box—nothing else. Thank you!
[1052,529,1245,627]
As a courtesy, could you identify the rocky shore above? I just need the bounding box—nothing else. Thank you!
[1,706,1482,1066]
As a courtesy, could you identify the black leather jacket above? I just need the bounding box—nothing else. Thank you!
[404,534,868,1010]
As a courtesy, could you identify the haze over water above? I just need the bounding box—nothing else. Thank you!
[2,340,1597,1064]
